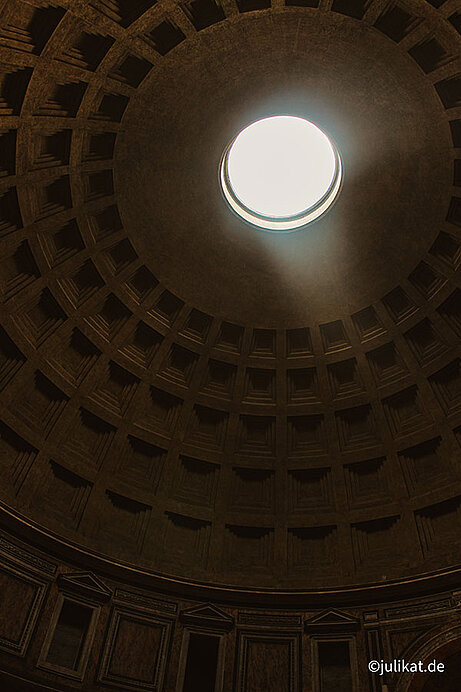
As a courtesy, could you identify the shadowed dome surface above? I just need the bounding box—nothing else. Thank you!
[0,0,460,595]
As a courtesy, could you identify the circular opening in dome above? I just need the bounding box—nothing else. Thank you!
[220,115,342,231]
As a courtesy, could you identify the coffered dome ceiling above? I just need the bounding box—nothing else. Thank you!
[0,0,460,594]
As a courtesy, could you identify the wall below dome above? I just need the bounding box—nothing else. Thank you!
[0,527,461,692]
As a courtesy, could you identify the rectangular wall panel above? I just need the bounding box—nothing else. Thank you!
[0,564,47,656]
[98,607,174,691]
[235,632,300,692]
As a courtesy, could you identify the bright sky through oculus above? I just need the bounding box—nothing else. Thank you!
[221,115,341,231]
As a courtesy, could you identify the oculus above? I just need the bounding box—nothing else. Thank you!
[220,115,342,231]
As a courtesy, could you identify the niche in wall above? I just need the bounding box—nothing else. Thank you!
[45,599,93,671]
[176,604,234,692]
[305,610,359,692]
[183,632,220,692]
[318,640,353,692]
[38,572,112,681]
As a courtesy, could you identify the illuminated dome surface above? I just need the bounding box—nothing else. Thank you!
[220,115,341,230]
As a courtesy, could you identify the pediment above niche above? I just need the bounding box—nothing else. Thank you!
[57,571,113,603]
[180,603,234,632]
[304,609,360,633]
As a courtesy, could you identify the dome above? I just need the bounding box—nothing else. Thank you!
[0,0,460,598]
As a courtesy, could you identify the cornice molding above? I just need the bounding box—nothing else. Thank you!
[2,502,461,608]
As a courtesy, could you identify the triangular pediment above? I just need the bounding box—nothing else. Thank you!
[180,603,234,631]
[304,609,359,632]
[57,572,112,603]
